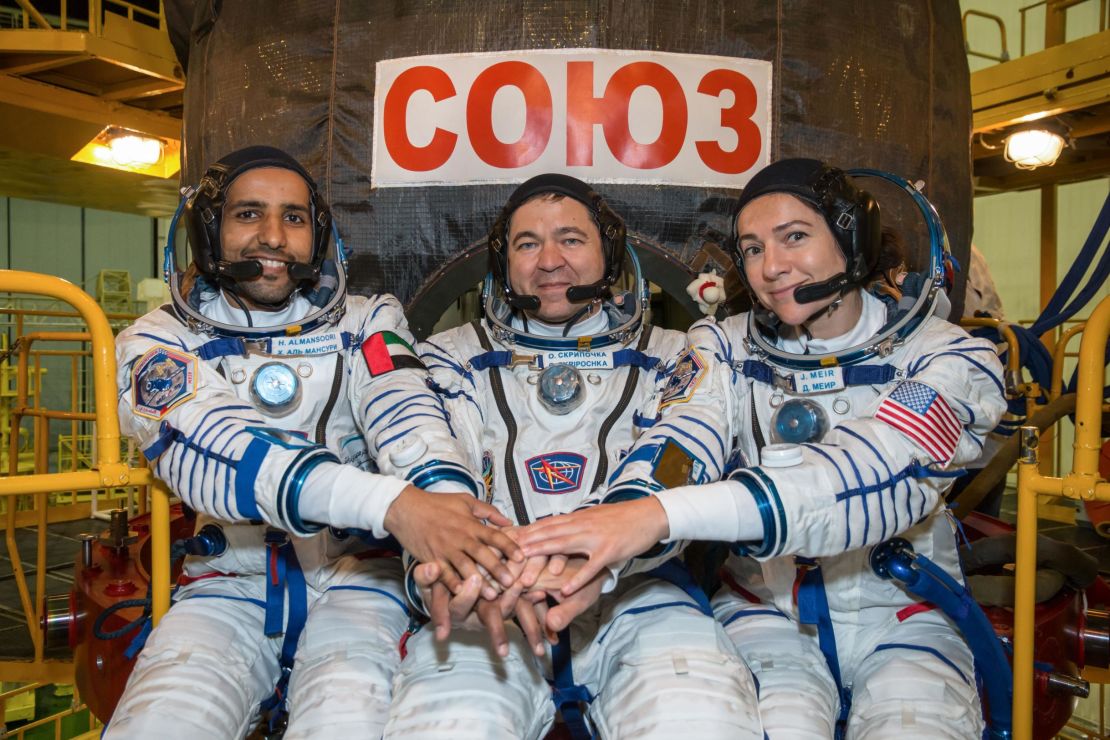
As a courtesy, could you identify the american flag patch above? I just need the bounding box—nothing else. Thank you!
[874,381,962,465]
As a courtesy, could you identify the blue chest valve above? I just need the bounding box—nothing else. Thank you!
[771,398,829,444]
[870,538,1013,739]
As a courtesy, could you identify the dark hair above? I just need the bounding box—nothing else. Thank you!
[868,226,910,297]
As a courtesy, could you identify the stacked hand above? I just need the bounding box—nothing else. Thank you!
[412,496,670,655]
[414,552,608,658]
[383,485,524,594]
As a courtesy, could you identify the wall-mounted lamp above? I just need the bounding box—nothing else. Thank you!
[1003,120,1071,170]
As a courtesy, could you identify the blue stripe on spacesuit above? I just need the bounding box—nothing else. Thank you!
[325,585,409,613]
[749,467,788,556]
[803,444,854,550]
[871,642,970,685]
[721,608,790,627]
[214,427,257,521]
[837,449,873,544]
[407,459,481,497]
[134,332,187,350]
[365,392,444,430]
[421,357,466,377]
[595,601,706,645]
[449,395,485,430]
[279,450,334,533]
[376,402,449,433]
[234,437,269,520]
[839,445,874,543]
[382,398,448,423]
[175,419,236,519]
[420,345,471,381]
[376,413,453,449]
[362,299,390,327]
[671,413,726,459]
[179,593,267,609]
[830,464,921,502]
[729,469,783,557]
[163,425,243,503]
[840,427,905,536]
[908,352,1005,398]
[645,424,721,478]
[363,388,407,419]
[945,335,997,351]
[205,425,251,520]
[193,409,259,519]
[435,384,479,406]
[606,443,659,485]
[866,464,889,542]
[698,321,733,364]
[955,399,977,427]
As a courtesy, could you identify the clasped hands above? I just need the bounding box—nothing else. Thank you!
[412,495,671,658]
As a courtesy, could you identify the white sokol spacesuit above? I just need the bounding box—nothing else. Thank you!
[384,174,762,740]
[611,162,1007,738]
[107,147,479,739]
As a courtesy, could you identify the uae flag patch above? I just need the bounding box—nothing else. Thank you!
[361,331,424,376]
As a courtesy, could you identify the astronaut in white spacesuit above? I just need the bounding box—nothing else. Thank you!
[106,146,520,739]
[518,159,1007,738]
[384,174,762,739]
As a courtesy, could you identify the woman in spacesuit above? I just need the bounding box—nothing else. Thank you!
[517,158,1007,738]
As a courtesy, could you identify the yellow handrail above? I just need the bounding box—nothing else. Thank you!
[1012,294,1110,740]
[0,270,169,665]
[959,317,1029,395]
[962,8,1011,63]
[1050,321,1086,401]
[0,271,130,491]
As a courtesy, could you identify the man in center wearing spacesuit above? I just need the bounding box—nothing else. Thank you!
[106,146,521,738]
[383,174,761,739]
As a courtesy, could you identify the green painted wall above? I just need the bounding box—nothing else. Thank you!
[0,198,157,455]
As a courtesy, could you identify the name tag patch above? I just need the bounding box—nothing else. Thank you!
[132,345,198,420]
[792,367,845,394]
[269,331,345,357]
[538,350,615,370]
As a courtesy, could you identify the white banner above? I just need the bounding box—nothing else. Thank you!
[372,48,772,189]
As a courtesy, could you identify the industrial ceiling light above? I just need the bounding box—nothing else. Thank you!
[72,126,181,178]
[108,132,163,167]
[1003,120,1070,170]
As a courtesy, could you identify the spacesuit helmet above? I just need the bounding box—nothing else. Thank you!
[481,174,648,352]
[486,173,626,312]
[165,145,349,338]
[728,158,882,306]
[732,162,954,370]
